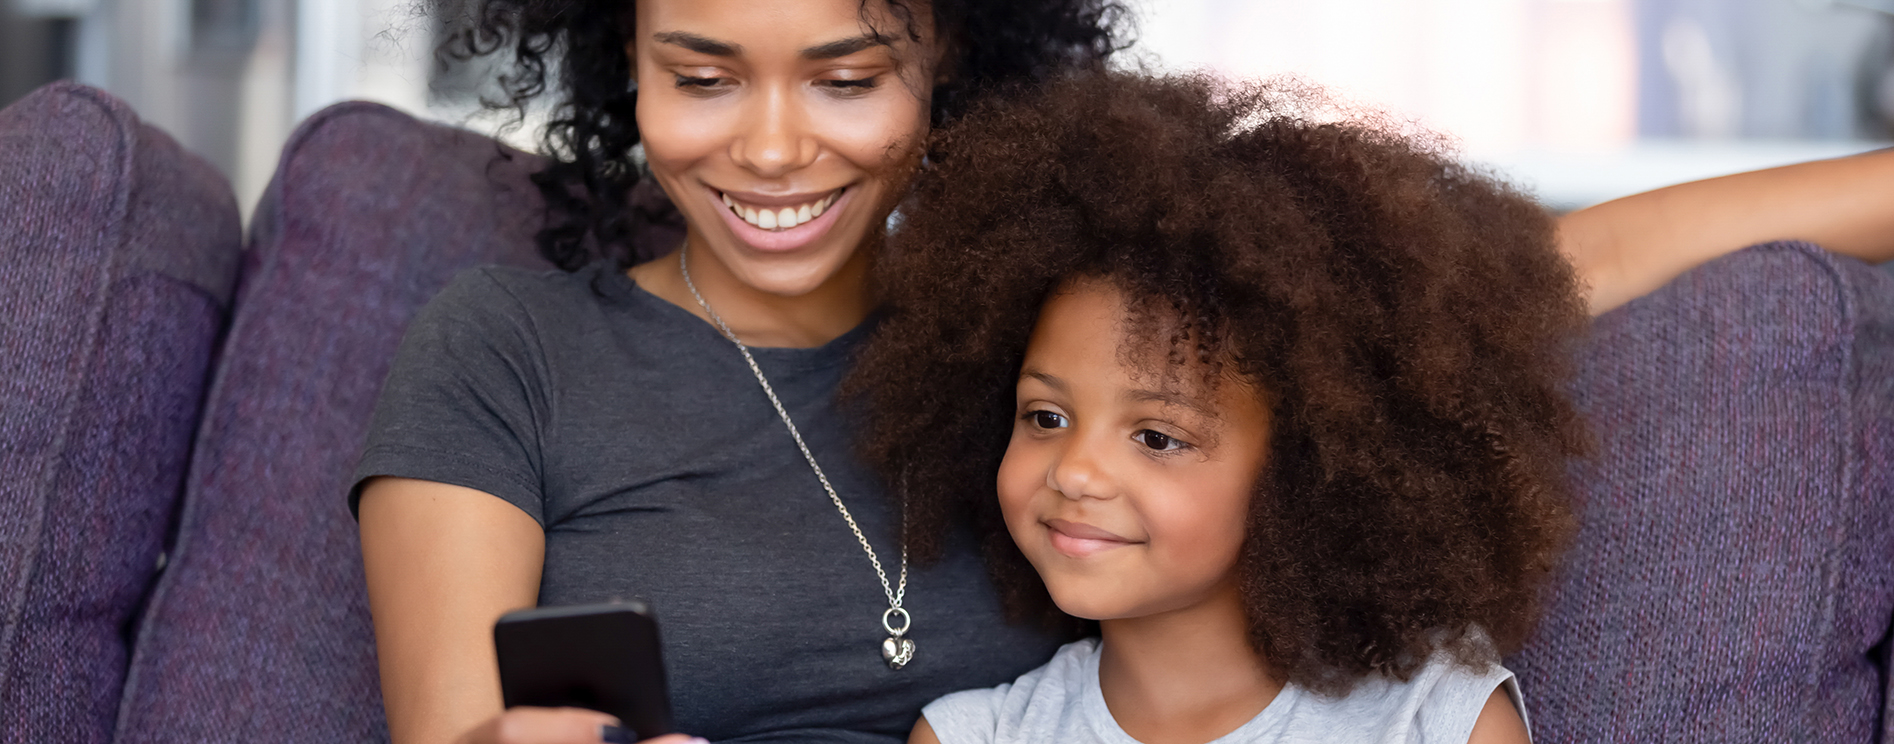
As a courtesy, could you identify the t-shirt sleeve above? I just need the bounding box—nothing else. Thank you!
[349,267,551,525]
[1414,661,1528,744]
[920,686,1007,744]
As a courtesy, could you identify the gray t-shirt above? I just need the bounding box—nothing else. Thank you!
[923,639,1528,744]
[351,264,1066,743]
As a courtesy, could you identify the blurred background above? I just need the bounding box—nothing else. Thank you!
[3,0,1891,215]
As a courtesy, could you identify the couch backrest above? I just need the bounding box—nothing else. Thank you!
[0,82,241,744]
[1509,241,1894,742]
[113,103,569,743]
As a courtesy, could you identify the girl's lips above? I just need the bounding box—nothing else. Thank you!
[1045,519,1138,558]
[710,185,853,254]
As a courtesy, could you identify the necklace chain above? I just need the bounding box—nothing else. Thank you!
[678,246,909,615]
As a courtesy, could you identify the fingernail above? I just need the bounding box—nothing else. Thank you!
[598,724,633,744]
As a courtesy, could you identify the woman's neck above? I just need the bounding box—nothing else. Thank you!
[1096,581,1283,744]
[629,234,875,349]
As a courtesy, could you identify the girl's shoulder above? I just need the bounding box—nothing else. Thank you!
[1271,653,1524,744]
[921,638,1102,744]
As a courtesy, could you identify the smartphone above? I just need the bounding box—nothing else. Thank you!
[494,600,675,740]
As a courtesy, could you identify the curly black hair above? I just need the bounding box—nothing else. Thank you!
[846,72,1588,695]
[433,0,1129,270]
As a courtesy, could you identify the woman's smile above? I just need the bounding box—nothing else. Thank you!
[709,185,851,252]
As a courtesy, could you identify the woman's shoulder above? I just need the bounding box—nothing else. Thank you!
[921,638,1100,744]
[428,263,620,317]
[408,262,636,346]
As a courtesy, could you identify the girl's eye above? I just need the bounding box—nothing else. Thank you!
[1134,430,1188,452]
[1025,410,1067,430]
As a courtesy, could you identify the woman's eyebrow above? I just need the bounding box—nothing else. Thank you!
[651,31,741,57]
[801,34,891,60]
[647,32,889,61]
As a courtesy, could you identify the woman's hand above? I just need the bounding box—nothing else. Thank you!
[455,706,705,744]
[1557,147,1894,315]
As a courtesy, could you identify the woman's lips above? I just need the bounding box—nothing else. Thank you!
[1045,518,1138,558]
[710,185,852,254]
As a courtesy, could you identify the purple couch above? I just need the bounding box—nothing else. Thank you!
[1506,241,1894,741]
[0,82,242,744]
[0,87,1889,742]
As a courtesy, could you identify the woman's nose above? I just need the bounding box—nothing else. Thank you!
[730,87,818,178]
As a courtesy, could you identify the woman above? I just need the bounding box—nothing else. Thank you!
[354,1,1122,743]
[353,1,1894,743]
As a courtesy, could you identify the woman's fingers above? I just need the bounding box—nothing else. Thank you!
[638,736,708,744]
[461,706,630,744]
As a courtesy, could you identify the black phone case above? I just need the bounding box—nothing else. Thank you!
[494,601,675,740]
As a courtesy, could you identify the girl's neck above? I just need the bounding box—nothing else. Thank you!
[630,231,876,349]
[1096,580,1283,744]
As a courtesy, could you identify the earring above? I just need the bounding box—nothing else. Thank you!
[627,79,639,94]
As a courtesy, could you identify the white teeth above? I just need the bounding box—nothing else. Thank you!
[726,189,842,230]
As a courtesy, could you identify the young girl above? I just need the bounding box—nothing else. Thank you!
[848,72,1588,743]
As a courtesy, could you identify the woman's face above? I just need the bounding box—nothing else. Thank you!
[630,0,938,297]
[997,279,1272,622]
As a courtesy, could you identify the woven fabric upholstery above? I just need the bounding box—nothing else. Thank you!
[1509,241,1894,742]
[114,103,580,743]
[0,82,241,744]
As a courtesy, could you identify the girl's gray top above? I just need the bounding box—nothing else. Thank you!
[923,638,1528,744]
[351,263,1066,743]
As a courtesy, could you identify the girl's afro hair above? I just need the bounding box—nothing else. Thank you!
[847,71,1588,694]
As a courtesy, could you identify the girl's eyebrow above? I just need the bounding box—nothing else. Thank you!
[1125,388,1213,417]
[1019,370,1068,393]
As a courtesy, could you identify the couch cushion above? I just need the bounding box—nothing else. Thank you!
[1508,241,1894,742]
[113,102,582,743]
[0,82,241,744]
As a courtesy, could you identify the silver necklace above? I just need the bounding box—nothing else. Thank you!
[678,245,914,670]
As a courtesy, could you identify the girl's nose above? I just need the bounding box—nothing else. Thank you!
[1047,434,1118,501]
[729,87,818,178]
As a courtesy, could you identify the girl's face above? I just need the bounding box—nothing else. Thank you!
[997,278,1272,622]
[630,0,938,297]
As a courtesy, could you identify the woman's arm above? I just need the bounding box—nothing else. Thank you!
[359,476,547,743]
[1559,148,1894,315]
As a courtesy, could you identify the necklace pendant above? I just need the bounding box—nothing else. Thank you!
[882,635,915,669]
[881,607,914,669]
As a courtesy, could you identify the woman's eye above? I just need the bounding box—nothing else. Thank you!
[1134,430,1188,452]
[674,74,725,89]
[1025,410,1067,430]
[824,77,880,94]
